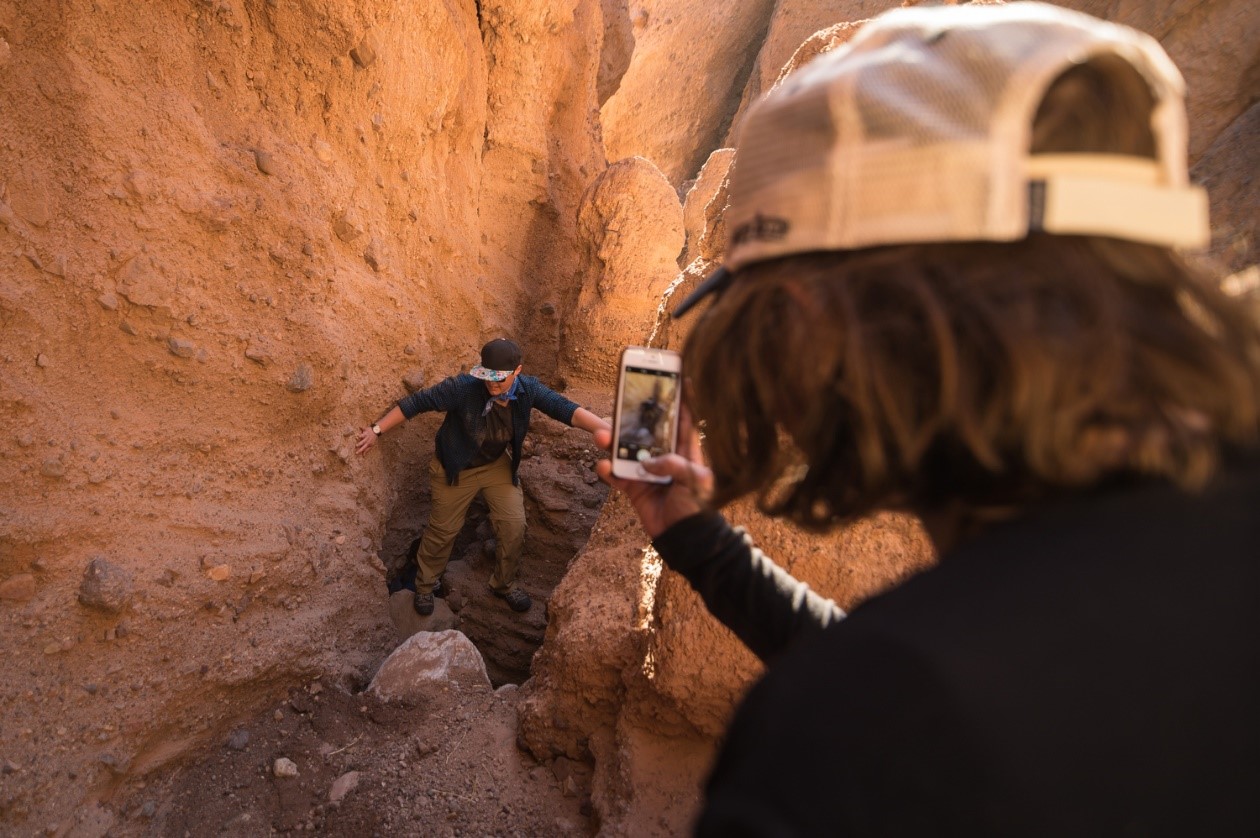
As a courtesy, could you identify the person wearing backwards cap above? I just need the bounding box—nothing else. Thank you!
[358,338,610,615]
[597,3,1258,835]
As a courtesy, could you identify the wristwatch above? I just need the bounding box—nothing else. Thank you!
[371,424,382,436]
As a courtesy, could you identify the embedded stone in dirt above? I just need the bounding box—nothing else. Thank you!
[273,757,299,778]
[0,573,36,602]
[328,771,361,803]
[77,557,134,613]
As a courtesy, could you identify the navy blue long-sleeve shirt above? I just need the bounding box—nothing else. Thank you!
[397,373,578,485]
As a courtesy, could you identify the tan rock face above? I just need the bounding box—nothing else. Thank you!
[477,0,608,371]
[0,0,1254,833]
[0,0,605,828]
[600,0,778,185]
[680,147,734,269]
[727,0,900,141]
[653,145,734,349]
[564,156,684,385]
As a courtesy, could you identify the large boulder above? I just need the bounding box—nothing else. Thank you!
[368,630,493,701]
[562,157,684,387]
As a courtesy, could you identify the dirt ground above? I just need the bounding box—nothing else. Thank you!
[112,675,595,838]
[84,396,614,838]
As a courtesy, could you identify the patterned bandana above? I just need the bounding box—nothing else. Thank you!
[483,375,520,416]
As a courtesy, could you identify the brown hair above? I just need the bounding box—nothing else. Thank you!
[685,59,1260,530]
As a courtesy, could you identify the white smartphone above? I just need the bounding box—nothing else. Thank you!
[611,346,683,483]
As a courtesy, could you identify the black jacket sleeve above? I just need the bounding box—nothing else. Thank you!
[652,511,845,662]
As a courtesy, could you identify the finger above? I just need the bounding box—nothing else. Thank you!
[594,457,625,488]
[593,427,612,451]
[644,452,714,496]
[640,452,698,481]
[594,458,640,494]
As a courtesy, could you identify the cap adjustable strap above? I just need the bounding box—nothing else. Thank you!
[1026,154,1209,249]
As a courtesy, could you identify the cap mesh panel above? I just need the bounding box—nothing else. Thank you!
[854,26,1034,143]
[734,87,838,197]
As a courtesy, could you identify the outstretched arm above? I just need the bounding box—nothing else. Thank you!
[355,405,406,455]
[570,406,612,436]
[356,375,464,456]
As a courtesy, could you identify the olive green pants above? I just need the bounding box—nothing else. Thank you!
[416,453,525,595]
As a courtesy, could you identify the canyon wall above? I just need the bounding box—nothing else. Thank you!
[1,0,1256,834]
[0,0,613,827]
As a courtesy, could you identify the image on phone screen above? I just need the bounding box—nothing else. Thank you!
[616,366,680,464]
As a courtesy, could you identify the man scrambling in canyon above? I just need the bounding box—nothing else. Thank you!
[357,338,609,615]
[599,3,1259,835]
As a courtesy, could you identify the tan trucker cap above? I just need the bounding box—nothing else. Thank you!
[673,2,1210,317]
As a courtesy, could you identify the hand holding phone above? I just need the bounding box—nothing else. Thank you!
[596,396,713,539]
[611,346,683,483]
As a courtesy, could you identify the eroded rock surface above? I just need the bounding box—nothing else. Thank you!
[0,0,1255,835]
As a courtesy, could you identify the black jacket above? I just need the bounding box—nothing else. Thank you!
[397,373,577,485]
[654,463,1260,836]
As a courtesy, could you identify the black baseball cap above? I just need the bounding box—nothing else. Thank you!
[471,338,522,381]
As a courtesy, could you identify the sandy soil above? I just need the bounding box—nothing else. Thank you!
[111,673,595,838]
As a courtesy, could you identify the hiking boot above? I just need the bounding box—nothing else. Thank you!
[495,587,532,613]
[432,577,446,599]
[413,591,435,616]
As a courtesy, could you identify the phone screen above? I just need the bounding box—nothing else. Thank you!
[615,365,681,464]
